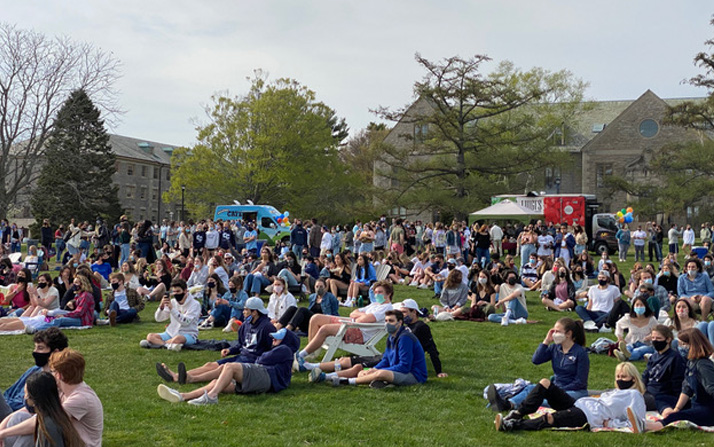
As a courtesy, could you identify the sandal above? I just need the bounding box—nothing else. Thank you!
[178,362,187,385]
[155,363,174,382]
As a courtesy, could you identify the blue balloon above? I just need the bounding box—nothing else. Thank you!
[625,215,633,223]
[284,211,290,217]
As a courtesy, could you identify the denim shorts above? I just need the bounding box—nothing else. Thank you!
[159,331,197,345]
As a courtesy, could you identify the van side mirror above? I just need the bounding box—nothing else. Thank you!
[270,223,276,229]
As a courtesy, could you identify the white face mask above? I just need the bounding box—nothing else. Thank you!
[478,277,488,285]
[552,332,566,345]
[274,285,283,294]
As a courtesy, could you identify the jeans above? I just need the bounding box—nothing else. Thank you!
[434,280,444,295]
[292,244,303,260]
[119,243,131,267]
[243,273,271,296]
[662,401,714,426]
[634,244,645,262]
[35,316,83,331]
[487,298,528,322]
[618,243,629,260]
[109,301,138,324]
[10,242,20,253]
[210,304,232,326]
[648,241,662,262]
[627,340,655,361]
[475,247,490,268]
[574,306,608,326]
[574,244,586,256]
[520,244,535,270]
[55,238,66,262]
[67,243,79,255]
[509,382,589,409]
[277,268,299,287]
[697,321,714,347]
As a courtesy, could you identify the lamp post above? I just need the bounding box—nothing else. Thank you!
[181,185,186,222]
[554,177,561,194]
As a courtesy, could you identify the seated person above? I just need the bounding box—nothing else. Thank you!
[0,349,103,447]
[281,278,339,335]
[23,273,60,318]
[432,269,469,315]
[329,310,427,388]
[157,327,299,405]
[520,254,540,289]
[155,297,275,385]
[32,276,95,332]
[136,259,172,302]
[487,270,528,325]
[197,273,228,324]
[140,279,201,351]
[541,265,576,312]
[242,247,279,298]
[677,258,714,319]
[186,256,208,288]
[307,299,447,382]
[0,328,68,421]
[295,280,394,365]
[343,254,377,307]
[641,324,686,413]
[613,295,658,362]
[575,270,620,331]
[2,268,33,318]
[209,276,249,332]
[267,277,297,329]
[90,249,112,285]
[420,254,444,290]
[494,362,646,433]
[103,273,144,326]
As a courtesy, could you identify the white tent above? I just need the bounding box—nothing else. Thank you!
[469,199,543,222]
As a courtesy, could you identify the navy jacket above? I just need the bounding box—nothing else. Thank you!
[642,347,685,398]
[532,342,589,391]
[290,226,308,246]
[257,344,294,392]
[228,314,276,361]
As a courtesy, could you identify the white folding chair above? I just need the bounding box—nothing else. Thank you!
[320,318,387,363]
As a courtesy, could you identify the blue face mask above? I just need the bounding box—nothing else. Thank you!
[643,278,653,284]
[403,315,413,325]
[678,345,689,358]
[634,307,646,315]
[386,323,399,334]
[375,294,385,304]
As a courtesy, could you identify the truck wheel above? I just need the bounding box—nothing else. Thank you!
[593,242,609,255]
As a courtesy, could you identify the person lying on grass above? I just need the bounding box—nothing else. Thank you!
[319,310,427,389]
[140,278,201,352]
[157,328,298,405]
[155,297,275,385]
[494,361,646,433]
[306,299,447,383]
[487,317,589,412]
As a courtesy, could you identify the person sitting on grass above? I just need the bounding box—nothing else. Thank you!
[155,297,275,385]
[432,269,469,316]
[267,277,297,329]
[295,280,393,367]
[31,276,95,332]
[307,299,447,383]
[212,276,249,333]
[613,295,658,362]
[486,270,528,326]
[541,265,576,312]
[280,278,339,336]
[575,270,620,331]
[487,318,589,412]
[156,327,299,405]
[677,258,714,321]
[103,272,144,326]
[327,310,427,388]
[520,253,540,289]
[140,279,201,352]
[639,328,714,432]
[494,362,646,433]
[0,328,68,422]
[641,324,686,413]
[0,349,104,447]
[197,273,228,325]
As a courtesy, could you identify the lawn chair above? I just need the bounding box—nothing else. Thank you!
[320,318,387,363]
[375,264,390,282]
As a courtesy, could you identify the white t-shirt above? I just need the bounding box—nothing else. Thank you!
[537,235,554,256]
[37,286,60,310]
[586,285,620,313]
[358,301,393,340]
[61,382,104,447]
[321,232,333,250]
[631,230,647,247]
[683,229,695,245]
[499,282,527,310]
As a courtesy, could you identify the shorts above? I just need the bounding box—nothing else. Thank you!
[159,331,197,346]
[233,363,271,394]
[349,355,382,368]
[391,371,419,386]
[328,316,364,344]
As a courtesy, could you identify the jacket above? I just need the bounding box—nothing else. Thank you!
[642,347,685,399]
[308,292,339,316]
[228,314,276,360]
[103,287,145,317]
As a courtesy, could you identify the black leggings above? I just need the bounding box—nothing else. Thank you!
[278,306,313,333]
[516,383,588,430]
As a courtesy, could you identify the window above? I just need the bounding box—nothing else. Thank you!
[261,217,274,228]
[125,186,135,199]
[166,169,170,181]
[414,124,429,143]
[139,187,147,200]
[141,165,147,177]
[687,206,700,219]
[153,166,159,179]
[545,167,561,188]
[127,164,134,176]
[639,119,659,138]
[391,166,400,189]
[596,164,613,188]
[152,188,158,201]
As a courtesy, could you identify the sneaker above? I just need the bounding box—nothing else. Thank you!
[408,281,419,287]
[514,318,527,324]
[626,406,645,433]
[24,326,37,334]
[500,316,509,326]
[157,384,183,403]
[198,321,214,331]
[618,340,630,358]
[109,310,117,327]
[486,384,512,412]
[294,354,308,373]
[504,410,522,421]
[95,319,110,326]
[369,380,389,389]
[494,413,503,431]
[309,368,325,383]
[187,390,218,406]
[331,376,347,387]
[418,284,429,289]
[613,349,627,362]
[583,320,598,331]
[222,321,234,333]
[398,278,406,284]
[643,353,652,362]
[166,343,183,352]
[139,340,161,349]
[340,298,353,307]
[599,325,612,333]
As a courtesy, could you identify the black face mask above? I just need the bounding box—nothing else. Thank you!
[616,379,634,390]
[229,287,237,294]
[17,276,27,283]
[507,277,517,286]
[32,351,51,367]
[598,279,608,286]
[24,401,36,414]
[111,282,120,290]
[652,340,668,352]
[37,282,48,289]
[207,282,215,289]
[558,272,566,278]
[173,293,185,302]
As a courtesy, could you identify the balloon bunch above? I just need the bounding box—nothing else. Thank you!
[276,211,291,227]
[616,207,634,224]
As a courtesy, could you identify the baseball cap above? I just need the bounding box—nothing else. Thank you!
[245,297,268,314]
[395,298,419,312]
[447,258,457,265]
[270,328,287,340]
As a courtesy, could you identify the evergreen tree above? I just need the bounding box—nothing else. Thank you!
[31,89,122,225]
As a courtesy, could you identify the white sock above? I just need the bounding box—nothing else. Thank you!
[504,309,512,320]
[298,350,308,359]
[303,362,318,370]
[325,372,337,379]
[348,378,357,386]
[334,360,342,371]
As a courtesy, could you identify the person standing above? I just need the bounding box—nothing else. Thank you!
[631,225,647,263]
[668,224,682,258]
[490,222,504,257]
[615,224,631,262]
[290,219,308,260]
[682,224,695,257]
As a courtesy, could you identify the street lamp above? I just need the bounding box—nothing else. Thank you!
[181,185,186,222]
[554,177,561,194]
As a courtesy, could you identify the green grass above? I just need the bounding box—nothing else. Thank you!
[2,251,709,446]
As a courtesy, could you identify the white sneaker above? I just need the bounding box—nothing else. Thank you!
[418,284,429,289]
[187,390,218,406]
[198,320,213,331]
[222,321,234,333]
[139,340,161,349]
[341,298,353,307]
[398,279,405,284]
[96,319,110,326]
[501,316,509,326]
[409,281,419,287]
[157,384,183,403]
[599,325,612,333]
[583,320,597,331]
[166,343,183,352]
[515,318,527,324]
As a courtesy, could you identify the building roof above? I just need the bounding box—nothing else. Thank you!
[108,134,180,164]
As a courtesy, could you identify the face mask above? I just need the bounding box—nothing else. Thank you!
[478,277,488,285]
[386,323,399,335]
[507,277,517,286]
[316,286,325,295]
[24,401,36,414]
[375,293,386,304]
[173,293,185,302]
[552,333,566,345]
[662,270,670,276]
[17,276,27,283]
[529,259,536,265]
[207,282,215,289]
[558,272,566,278]
[598,279,608,286]
[688,270,697,277]
[274,285,283,294]
[616,379,634,390]
[643,278,653,284]
[229,287,237,294]
[652,340,668,352]
[706,261,712,267]
[73,263,79,268]
[37,282,48,289]
[111,283,120,290]
[403,315,413,325]
[634,306,646,315]
[678,345,689,358]
[32,351,51,367]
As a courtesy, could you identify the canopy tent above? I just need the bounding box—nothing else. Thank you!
[469,199,543,223]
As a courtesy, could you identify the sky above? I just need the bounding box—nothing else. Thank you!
[2,1,712,147]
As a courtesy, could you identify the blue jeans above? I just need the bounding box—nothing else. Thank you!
[487,298,528,322]
[277,268,299,287]
[509,384,588,408]
[434,280,444,295]
[627,340,654,361]
[35,316,83,331]
[520,244,535,269]
[10,242,20,253]
[109,301,138,324]
[475,247,490,268]
[618,243,629,260]
[243,273,271,296]
[698,321,714,347]
[55,238,66,262]
[574,306,608,326]
[119,243,131,267]
[292,245,304,260]
[210,304,232,326]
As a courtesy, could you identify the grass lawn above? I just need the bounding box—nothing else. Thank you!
[1,250,711,446]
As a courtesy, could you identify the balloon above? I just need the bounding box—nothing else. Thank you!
[621,208,627,215]
[284,211,290,217]
[626,207,633,214]
[619,217,625,223]
[616,211,623,218]
[282,221,289,227]
[625,216,633,223]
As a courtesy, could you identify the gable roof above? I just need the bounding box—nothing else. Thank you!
[108,134,180,164]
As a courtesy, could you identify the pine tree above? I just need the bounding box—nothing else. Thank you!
[31,89,123,225]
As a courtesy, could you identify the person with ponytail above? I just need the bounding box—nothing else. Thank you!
[487,317,590,412]
[25,371,85,447]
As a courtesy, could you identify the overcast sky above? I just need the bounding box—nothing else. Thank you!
[3,1,712,147]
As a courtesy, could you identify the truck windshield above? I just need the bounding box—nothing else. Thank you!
[597,216,618,232]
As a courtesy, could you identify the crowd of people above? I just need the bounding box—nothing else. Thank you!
[2,213,714,440]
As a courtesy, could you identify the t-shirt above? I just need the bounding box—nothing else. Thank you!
[61,382,104,447]
[537,235,554,256]
[244,230,258,251]
[586,285,620,313]
[91,262,112,281]
[631,230,647,247]
[357,302,393,340]
[114,289,129,310]
[498,283,527,311]
[38,286,60,311]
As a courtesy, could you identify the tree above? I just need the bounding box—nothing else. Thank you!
[0,23,121,219]
[166,74,359,223]
[30,89,123,224]
[375,54,587,220]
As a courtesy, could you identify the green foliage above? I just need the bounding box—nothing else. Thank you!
[165,74,361,224]
[30,89,123,225]
[375,54,587,220]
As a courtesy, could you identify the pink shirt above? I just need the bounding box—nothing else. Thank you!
[61,382,104,447]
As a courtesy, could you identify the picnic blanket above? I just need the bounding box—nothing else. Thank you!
[530,407,714,432]
[0,326,93,336]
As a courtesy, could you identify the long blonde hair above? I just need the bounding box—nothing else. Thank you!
[615,362,645,394]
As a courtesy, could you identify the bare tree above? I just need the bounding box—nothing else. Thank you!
[0,23,121,219]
